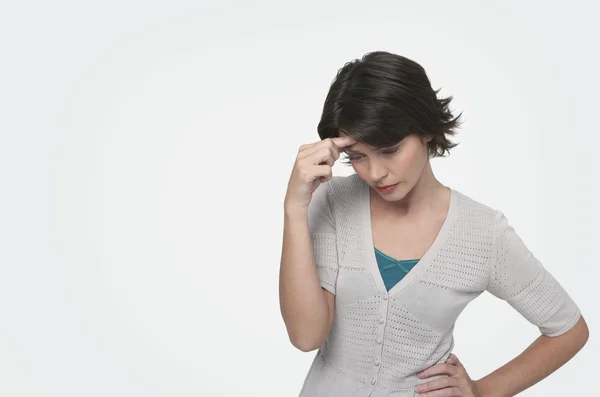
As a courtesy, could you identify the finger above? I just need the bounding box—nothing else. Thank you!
[418,364,444,378]
[449,354,463,368]
[311,164,333,180]
[331,135,358,149]
[299,139,340,162]
[445,355,458,366]
[302,146,335,166]
[417,364,459,379]
[415,377,458,394]
[418,386,461,396]
[316,164,334,183]
[310,137,355,160]
[320,136,354,163]
[315,147,336,167]
[297,135,355,157]
[297,146,335,167]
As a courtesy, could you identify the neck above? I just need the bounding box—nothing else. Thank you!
[372,160,447,217]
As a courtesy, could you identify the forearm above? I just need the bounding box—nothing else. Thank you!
[279,207,330,351]
[475,315,589,397]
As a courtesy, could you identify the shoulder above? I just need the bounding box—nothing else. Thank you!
[450,188,503,234]
[329,173,365,206]
[330,173,364,195]
[312,174,365,219]
[330,174,365,189]
[309,174,361,215]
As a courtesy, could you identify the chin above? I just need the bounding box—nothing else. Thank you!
[382,191,404,201]
[376,184,404,198]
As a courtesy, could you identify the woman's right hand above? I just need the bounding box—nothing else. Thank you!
[285,135,357,211]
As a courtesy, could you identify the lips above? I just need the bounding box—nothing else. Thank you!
[376,183,398,189]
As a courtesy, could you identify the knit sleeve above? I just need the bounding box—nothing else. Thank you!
[487,210,581,337]
[307,179,339,295]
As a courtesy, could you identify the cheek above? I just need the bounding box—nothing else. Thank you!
[351,163,368,179]
[395,149,420,171]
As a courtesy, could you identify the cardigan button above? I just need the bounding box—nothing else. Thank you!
[371,377,377,385]
[376,337,382,344]
[383,294,388,301]
[378,316,384,324]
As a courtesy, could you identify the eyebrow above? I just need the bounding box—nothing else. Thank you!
[344,145,396,154]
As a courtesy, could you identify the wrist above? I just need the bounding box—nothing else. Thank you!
[473,378,503,397]
[473,379,484,397]
[284,198,308,215]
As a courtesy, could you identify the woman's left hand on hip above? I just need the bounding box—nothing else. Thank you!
[414,354,481,397]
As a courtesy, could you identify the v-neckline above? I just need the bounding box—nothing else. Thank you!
[361,179,459,296]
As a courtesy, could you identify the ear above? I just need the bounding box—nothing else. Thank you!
[424,135,434,143]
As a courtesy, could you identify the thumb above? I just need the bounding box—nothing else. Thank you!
[446,354,458,365]
[448,354,464,369]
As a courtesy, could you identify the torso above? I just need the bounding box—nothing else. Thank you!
[369,186,451,262]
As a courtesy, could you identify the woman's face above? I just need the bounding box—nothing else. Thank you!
[339,132,432,200]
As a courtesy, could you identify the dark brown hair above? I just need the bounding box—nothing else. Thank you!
[317,51,463,163]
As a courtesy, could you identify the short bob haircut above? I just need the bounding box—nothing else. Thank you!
[317,51,463,164]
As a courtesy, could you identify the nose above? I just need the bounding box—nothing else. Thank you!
[369,161,388,182]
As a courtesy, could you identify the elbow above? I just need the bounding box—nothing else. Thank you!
[571,314,589,347]
[554,314,590,351]
[578,315,590,347]
[289,333,325,352]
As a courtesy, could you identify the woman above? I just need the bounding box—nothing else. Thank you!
[279,51,588,397]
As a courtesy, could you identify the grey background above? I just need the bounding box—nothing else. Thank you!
[1,1,597,396]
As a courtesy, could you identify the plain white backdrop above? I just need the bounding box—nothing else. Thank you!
[1,1,598,396]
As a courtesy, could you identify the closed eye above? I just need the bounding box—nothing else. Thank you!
[346,146,399,161]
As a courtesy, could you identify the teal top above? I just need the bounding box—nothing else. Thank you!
[374,247,420,291]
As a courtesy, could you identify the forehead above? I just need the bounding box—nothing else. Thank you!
[338,131,377,152]
[338,131,358,147]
